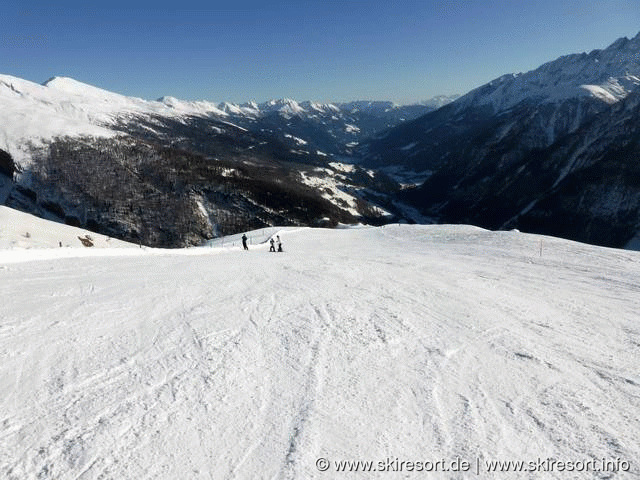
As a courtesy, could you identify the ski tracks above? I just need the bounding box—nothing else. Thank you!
[1,277,254,479]
[276,302,331,480]
[2,227,639,479]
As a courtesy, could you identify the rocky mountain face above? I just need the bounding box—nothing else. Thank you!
[361,32,640,248]
[505,91,640,248]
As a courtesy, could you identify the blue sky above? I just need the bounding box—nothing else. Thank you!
[2,0,639,103]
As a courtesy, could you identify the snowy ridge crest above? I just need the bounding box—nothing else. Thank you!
[454,31,640,113]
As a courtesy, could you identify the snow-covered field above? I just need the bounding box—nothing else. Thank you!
[1,218,639,479]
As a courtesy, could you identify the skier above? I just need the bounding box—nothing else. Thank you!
[269,237,276,252]
[241,234,248,250]
[276,235,283,252]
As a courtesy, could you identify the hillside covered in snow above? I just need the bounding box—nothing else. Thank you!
[1,214,638,479]
[0,206,133,250]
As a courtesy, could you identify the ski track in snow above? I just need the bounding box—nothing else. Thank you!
[0,225,639,479]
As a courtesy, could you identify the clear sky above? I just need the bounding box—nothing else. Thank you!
[2,0,639,104]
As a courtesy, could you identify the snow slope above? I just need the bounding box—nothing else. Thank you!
[0,206,133,250]
[1,223,639,479]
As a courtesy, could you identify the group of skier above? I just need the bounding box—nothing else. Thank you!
[269,235,283,252]
[241,233,283,252]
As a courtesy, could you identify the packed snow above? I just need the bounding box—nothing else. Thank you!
[1,211,639,479]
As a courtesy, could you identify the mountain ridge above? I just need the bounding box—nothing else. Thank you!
[452,31,640,113]
[3,30,640,249]
[361,30,640,248]
[0,73,458,166]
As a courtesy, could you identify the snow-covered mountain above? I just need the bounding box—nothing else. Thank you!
[419,94,462,109]
[1,217,639,479]
[454,34,640,112]
[0,73,454,166]
[361,31,640,248]
[0,74,253,164]
[1,74,426,246]
[363,32,640,170]
[216,98,457,156]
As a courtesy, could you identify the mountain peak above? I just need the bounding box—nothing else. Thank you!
[452,32,640,113]
[42,76,61,86]
[42,76,126,102]
[607,36,630,50]
[43,76,91,90]
[260,98,305,115]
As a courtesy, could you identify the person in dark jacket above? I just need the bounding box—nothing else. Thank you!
[269,237,276,252]
[242,234,248,250]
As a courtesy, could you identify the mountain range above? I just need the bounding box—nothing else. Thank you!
[0,74,452,164]
[0,75,457,246]
[2,31,640,248]
[362,32,640,248]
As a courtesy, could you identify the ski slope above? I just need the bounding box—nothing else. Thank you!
[0,206,133,251]
[1,222,639,479]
